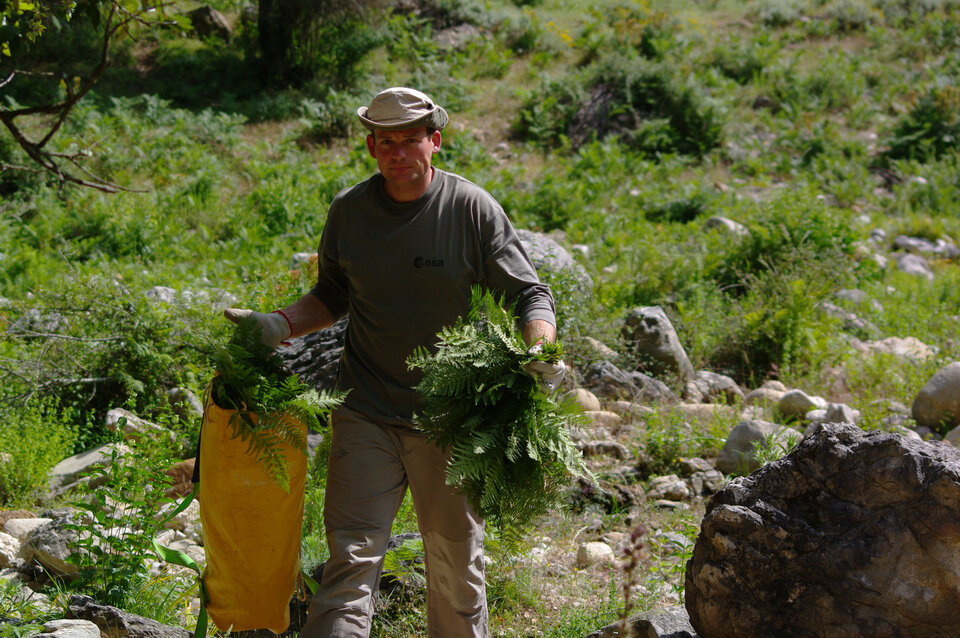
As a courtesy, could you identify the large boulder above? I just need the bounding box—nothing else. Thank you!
[912,361,960,431]
[279,317,347,392]
[621,306,695,383]
[686,423,960,638]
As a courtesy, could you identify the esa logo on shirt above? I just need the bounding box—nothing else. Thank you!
[413,256,445,268]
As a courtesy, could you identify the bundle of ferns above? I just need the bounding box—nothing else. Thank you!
[211,317,343,491]
[408,288,594,547]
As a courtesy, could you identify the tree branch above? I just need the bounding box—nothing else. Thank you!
[0,0,175,193]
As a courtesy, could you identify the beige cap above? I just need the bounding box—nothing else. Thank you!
[357,87,449,131]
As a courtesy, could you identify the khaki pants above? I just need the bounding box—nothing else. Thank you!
[301,407,488,638]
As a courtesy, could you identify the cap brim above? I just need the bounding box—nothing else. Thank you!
[356,106,449,131]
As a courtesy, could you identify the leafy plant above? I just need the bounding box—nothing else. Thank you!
[210,317,344,490]
[884,85,960,162]
[65,429,177,609]
[407,288,594,548]
[0,397,75,507]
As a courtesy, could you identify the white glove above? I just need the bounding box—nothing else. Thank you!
[523,342,566,392]
[223,308,292,348]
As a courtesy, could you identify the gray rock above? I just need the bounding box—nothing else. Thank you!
[187,6,231,41]
[0,531,19,568]
[715,419,799,475]
[48,443,129,492]
[22,519,79,577]
[580,440,632,460]
[686,423,960,638]
[646,475,690,502]
[35,619,101,638]
[681,371,744,404]
[703,216,748,237]
[587,605,698,638]
[576,541,615,567]
[622,307,695,383]
[2,517,51,542]
[583,361,677,404]
[279,317,347,392]
[913,362,960,431]
[165,387,203,421]
[777,389,826,419]
[895,252,935,280]
[894,234,960,259]
[105,409,175,443]
[67,594,191,638]
[516,229,593,293]
[849,335,939,360]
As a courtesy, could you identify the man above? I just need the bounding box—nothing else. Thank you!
[224,87,564,638]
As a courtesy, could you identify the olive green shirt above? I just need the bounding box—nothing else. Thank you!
[310,169,556,426]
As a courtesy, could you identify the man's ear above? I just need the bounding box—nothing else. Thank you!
[431,130,442,154]
[366,134,376,158]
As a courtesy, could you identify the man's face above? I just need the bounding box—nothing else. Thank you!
[366,126,442,202]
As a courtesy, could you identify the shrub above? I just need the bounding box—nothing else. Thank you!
[515,56,723,157]
[884,85,960,162]
[0,399,76,507]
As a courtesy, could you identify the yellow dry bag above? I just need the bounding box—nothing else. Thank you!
[198,394,307,634]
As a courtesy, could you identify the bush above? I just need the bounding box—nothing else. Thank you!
[884,85,960,162]
[515,56,723,157]
[0,399,76,507]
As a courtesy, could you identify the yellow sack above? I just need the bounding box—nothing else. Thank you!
[198,394,307,634]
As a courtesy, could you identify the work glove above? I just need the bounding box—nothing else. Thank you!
[523,342,566,393]
[223,308,292,348]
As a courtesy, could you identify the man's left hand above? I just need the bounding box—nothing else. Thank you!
[524,343,566,392]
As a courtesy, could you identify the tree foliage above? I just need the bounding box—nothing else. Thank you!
[408,288,594,549]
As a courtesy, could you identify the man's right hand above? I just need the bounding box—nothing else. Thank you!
[223,308,292,348]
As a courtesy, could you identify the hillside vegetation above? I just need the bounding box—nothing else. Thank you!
[2,0,960,634]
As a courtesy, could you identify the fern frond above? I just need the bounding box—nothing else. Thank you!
[407,287,594,553]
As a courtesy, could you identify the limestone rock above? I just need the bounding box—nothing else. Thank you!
[187,6,231,41]
[164,387,203,421]
[583,410,621,429]
[516,229,593,293]
[583,361,677,404]
[913,362,960,431]
[579,440,632,460]
[777,389,826,418]
[2,517,51,542]
[703,216,749,237]
[743,386,784,407]
[68,594,191,638]
[646,475,690,502]
[48,443,130,492]
[850,335,938,360]
[105,408,175,443]
[682,370,744,404]
[569,388,602,412]
[686,423,960,638]
[715,419,799,475]
[0,531,19,567]
[576,541,615,567]
[621,306,695,383]
[35,619,101,638]
[895,252,934,280]
[279,317,347,392]
[22,519,79,577]
[583,336,619,361]
[587,605,697,638]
